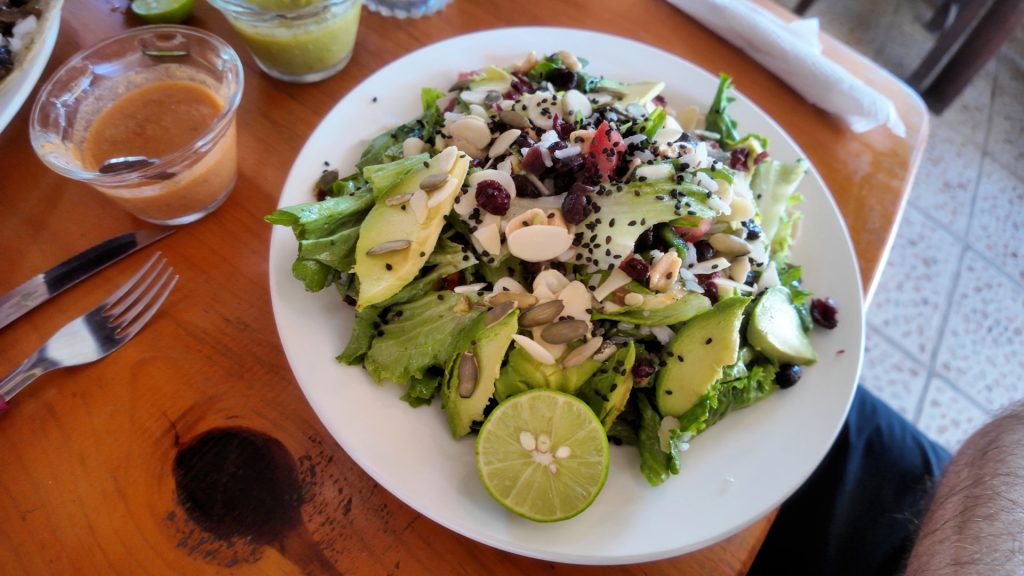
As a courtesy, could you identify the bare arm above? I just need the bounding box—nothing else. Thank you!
[905,403,1024,576]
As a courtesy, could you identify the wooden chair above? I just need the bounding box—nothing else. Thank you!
[792,0,1024,113]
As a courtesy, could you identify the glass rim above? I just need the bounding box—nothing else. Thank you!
[207,0,357,22]
[29,25,244,187]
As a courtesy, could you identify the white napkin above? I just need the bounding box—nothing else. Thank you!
[667,0,906,137]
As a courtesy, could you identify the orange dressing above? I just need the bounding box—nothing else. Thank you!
[81,80,238,224]
[84,81,222,169]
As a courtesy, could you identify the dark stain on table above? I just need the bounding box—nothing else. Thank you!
[172,427,343,575]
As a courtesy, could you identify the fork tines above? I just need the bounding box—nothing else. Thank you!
[102,252,179,339]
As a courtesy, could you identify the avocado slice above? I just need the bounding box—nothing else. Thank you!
[618,81,665,106]
[655,296,751,417]
[577,342,636,430]
[354,147,470,309]
[747,286,817,365]
[441,310,519,439]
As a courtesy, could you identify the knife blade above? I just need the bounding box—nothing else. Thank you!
[0,228,174,330]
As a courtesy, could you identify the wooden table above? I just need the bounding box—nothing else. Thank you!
[0,1,927,574]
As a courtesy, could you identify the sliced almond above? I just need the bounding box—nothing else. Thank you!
[506,225,573,262]
[472,223,501,256]
[688,257,731,275]
[512,334,556,365]
[635,164,674,182]
[499,109,531,129]
[557,50,582,71]
[723,196,756,222]
[651,126,683,146]
[678,105,701,131]
[410,189,428,224]
[532,269,571,297]
[505,208,550,237]
[469,103,489,119]
[453,282,487,294]
[450,116,492,151]
[488,129,522,159]
[491,276,528,295]
[524,92,555,131]
[592,341,618,362]
[562,336,603,368]
[649,251,683,292]
[593,268,632,302]
[557,281,592,323]
[709,233,751,256]
[730,256,752,283]
[432,146,458,173]
[715,179,734,204]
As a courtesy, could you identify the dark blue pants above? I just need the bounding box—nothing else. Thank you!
[748,387,952,576]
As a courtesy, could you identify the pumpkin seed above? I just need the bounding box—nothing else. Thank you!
[488,291,538,309]
[366,239,411,255]
[384,192,413,206]
[419,172,450,192]
[485,300,517,327]
[541,319,589,344]
[457,351,478,398]
[518,299,564,328]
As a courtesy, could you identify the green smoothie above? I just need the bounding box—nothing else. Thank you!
[225,0,362,81]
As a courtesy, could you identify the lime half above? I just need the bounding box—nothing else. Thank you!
[131,0,195,23]
[476,389,610,522]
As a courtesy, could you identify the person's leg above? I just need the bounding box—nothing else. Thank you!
[748,386,951,576]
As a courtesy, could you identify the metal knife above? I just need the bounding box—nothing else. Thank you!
[0,228,174,330]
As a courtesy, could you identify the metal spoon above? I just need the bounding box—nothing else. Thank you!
[98,156,175,180]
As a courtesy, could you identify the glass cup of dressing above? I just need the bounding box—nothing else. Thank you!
[30,26,243,225]
[208,0,362,84]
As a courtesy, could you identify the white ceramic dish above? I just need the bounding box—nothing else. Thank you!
[269,27,864,565]
[0,0,63,134]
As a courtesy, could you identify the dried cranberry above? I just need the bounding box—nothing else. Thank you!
[776,364,802,388]
[694,240,714,262]
[552,113,574,140]
[521,146,547,175]
[512,174,542,198]
[561,189,592,224]
[569,181,594,197]
[511,72,535,94]
[697,271,720,304]
[651,94,667,108]
[810,297,839,329]
[546,67,577,91]
[631,356,656,383]
[754,150,770,165]
[475,180,511,215]
[440,272,462,291]
[620,256,650,281]
[729,148,749,171]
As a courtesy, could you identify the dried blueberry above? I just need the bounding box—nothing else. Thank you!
[475,180,511,216]
[744,219,763,240]
[776,364,802,388]
[810,297,839,329]
[634,227,656,251]
[546,67,577,91]
[694,240,714,262]
[631,356,656,383]
[561,189,592,224]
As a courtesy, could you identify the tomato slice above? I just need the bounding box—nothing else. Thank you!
[674,219,711,243]
[588,120,623,181]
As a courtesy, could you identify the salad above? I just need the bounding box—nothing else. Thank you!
[269,51,839,520]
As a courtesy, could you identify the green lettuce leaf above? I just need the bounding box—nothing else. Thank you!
[364,291,485,385]
[640,105,667,140]
[636,392,671,486]
[751,158,807,246]
[357,119,423,170]
[705,73,740,147]
[420,87,445,142]
[401,373,442,407]
[362,154,430,200]
[677,362,779,437]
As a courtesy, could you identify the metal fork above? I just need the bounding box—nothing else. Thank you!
[0,254,178,412]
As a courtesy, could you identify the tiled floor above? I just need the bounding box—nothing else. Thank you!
[778,0,1024,451]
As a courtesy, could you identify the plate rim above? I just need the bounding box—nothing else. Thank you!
[268,26,865,565]
[0,0,64,134]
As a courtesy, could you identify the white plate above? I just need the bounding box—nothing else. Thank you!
[269,27,864,565]
[0,0,63,134]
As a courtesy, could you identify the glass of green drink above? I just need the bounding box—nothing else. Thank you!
[209,0,362,83]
